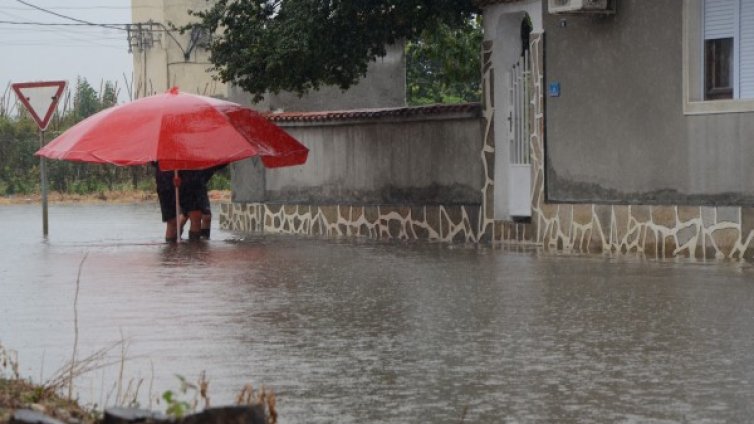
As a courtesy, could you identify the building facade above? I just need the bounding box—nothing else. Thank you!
[484,0,754,260]
[130,0,227,98]
[136,0,754,260]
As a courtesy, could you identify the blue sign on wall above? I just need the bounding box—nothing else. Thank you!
[549,82,561,97]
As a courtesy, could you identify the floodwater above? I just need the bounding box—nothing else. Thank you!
[2,203,754,423]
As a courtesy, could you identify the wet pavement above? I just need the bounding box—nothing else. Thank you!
[2,203,754,423]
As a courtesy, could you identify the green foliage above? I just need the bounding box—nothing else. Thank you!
[189,0,478,101]
[406,17,483,105]
[0,115,40,195]
[0,77,151,196]
[100,81,118,110]
[162,390,191,419]
[72,77,101,121]
[207,167,230,190]
[161,374,198,419]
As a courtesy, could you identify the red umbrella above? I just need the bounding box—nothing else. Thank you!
[37,87,308,170]
[36,87,308,239]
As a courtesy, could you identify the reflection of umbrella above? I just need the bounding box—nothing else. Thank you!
[36,87,308,238]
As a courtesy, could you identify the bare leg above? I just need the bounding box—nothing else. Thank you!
[201,213,212,239]
[165,218,178,242]
[179,214,189,238]
[187,210,202,240]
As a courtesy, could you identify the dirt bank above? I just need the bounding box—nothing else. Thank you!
[0,190,231,205]
[0,378,98,424]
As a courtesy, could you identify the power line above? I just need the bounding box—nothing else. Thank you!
[3,1,192,55]
[1,41,124,48]
[0,28,124,39]
[0,26,124,36]
[0,20,175,32]
[0,7,126,48]
[13,0,128,31]
[3,6,160,10]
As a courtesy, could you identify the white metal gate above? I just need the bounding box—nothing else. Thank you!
[507,51,532,218]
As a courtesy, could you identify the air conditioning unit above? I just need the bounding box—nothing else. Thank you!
[548,0,610,14]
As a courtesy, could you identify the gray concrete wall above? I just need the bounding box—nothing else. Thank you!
[544,0,754,205]
[232,114,484,205]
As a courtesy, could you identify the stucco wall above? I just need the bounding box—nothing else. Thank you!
[544,0,754,205]
[232,113,484,206]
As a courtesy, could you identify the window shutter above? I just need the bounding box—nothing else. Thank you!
[740,0,754,97]
[705,0,738,39]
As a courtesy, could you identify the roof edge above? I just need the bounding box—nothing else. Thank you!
[262,103,482,125]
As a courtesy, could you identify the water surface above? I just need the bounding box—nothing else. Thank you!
[2,203,754,423]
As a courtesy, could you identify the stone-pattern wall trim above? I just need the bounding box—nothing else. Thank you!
[220,203,485,243]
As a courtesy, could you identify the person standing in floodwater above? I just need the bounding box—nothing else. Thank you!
[177,170,206,240]
[153,163,204,242]
[197,164,227,239]
[153,163,182,242]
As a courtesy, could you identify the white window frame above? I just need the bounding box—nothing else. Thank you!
[684,0,754,114]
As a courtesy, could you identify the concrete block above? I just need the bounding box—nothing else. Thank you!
[180,405,266,424]
[11,410,65,424]
[104,407,167,424]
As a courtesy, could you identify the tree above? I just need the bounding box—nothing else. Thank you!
[100,81,118,110]
[0,115,38,195]
[406,17,482,105]
[189,0,478,101]
[73,77,100,120]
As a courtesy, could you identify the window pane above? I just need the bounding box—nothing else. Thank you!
[705,37,734,100]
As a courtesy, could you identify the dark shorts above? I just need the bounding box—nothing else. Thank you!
[199,189,211,215]
[155,167,216,221]
[179,182,205,215]
[158,185,208,222]
[157,189,177,222]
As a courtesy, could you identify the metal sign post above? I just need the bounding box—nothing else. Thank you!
[40,130,48,236]
[11,81,67,237]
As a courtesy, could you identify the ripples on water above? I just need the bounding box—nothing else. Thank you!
[2,203,754,423]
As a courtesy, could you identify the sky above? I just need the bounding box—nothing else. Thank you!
[0,0,134,101]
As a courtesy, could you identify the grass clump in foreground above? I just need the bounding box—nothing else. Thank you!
[0,343,277,424]
[0,378,99,424]
[0,342,95,423]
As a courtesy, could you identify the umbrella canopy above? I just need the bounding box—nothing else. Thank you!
[36,87,308,170]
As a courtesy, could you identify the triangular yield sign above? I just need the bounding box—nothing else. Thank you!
[12,81,67,131]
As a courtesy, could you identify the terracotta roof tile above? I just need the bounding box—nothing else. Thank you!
[263,103,481,123]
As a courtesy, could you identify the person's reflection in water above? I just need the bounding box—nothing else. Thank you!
[159,238,211,268]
